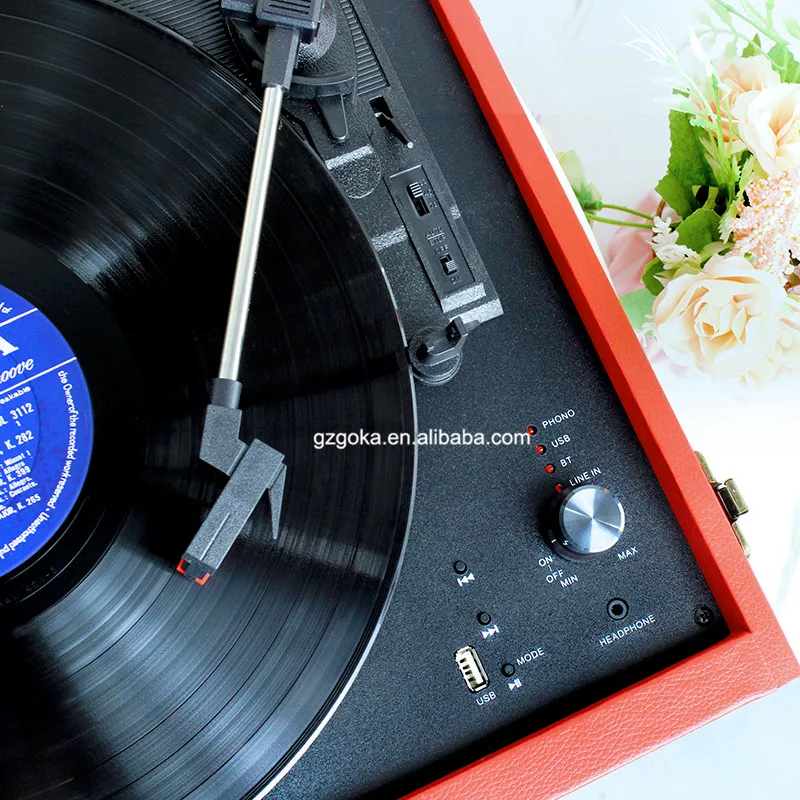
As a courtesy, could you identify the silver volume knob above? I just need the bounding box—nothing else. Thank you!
[547,485,625,560]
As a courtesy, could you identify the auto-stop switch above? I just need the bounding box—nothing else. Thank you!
[440,253,457,276]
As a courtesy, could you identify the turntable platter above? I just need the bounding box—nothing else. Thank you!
[0,0,415,796]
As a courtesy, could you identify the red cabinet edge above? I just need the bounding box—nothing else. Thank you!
[402,2,800,798]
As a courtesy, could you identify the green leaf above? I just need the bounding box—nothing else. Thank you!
[697,240,730,263]
[740,154,757,187]
[702,186,720,211]
[663,263,702,283]
[787,19,800,41]
[619,289,654,331]
[667,111,715,188]
[655,173,698,220]
[720,154,754,238]
[742,33,762,57]
[675,208,722,252]
[642,257,666,296]
[768,42,800,82]
[709,0,732,25]
[557,149,602,211]
[574,182,602,211]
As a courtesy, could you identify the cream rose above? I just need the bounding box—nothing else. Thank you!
[699,56,780,142]
[652,254,798,384]
[717,55,781,102]
[776,295,800,364]
[733,83,800,175]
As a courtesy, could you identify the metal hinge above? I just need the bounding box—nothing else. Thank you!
[695,452,751,558]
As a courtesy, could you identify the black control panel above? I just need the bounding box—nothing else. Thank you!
[279,0,505,338]
[105,1,728,797]
[273,2,726,796]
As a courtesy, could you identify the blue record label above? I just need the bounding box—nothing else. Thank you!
[0,285,93,577]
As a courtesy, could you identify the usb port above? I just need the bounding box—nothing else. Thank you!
[455,646,489,693]
[407,181,430,216]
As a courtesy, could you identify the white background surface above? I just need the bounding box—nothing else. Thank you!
[470,0,800,797]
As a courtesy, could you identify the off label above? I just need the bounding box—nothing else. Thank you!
[539,554,579,589]
[0,285,93,577]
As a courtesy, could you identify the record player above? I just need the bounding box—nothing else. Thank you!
[0,1,795,798]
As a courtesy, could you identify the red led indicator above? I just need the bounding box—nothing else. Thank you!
[535,444,547,455]
[554,483,564,493]
[545,463,556,474]
[527,425,537,436]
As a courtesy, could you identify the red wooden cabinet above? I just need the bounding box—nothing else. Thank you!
[404,2,800,798]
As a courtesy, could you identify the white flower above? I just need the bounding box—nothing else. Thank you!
[733,84,800,176]
[650,216,701,267]
[698,55,782,142]
[777,295,800,363]
[717,55,781,103]
[652,254,800,385]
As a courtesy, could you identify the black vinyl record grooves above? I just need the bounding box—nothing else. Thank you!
[0,0,416,797]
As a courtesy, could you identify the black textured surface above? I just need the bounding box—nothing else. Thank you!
[114,0,246,76]
[112,0,503,339]
[340,0,387,97]
[269,1,726,797]
[0,0,729,798]
[387,165,477,304]
[0,1,414,797]
[283,0,504,338]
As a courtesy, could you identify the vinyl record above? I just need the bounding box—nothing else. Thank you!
[0,0,416,797]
